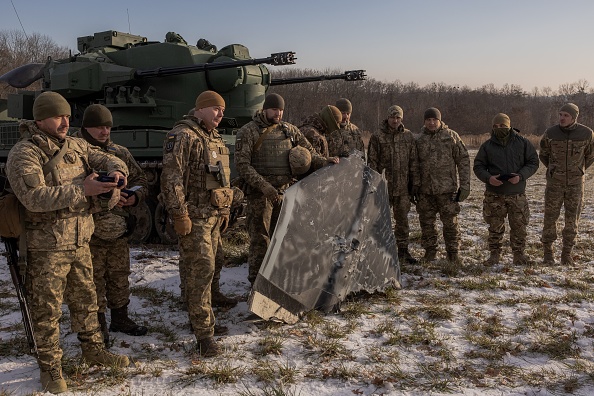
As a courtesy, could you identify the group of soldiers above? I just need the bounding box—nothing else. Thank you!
[3,89,594,394]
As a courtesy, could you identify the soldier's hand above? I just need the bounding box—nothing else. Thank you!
[173,213,192,236]
[508,173,521,184]
[262,184,281,204]
[118,191,137,207]
[108,171,127,190]
[220,213,230,233]
[327,156,340,164]
[84,172,118,197]
[457,187,471,202]
[489,175,503,186]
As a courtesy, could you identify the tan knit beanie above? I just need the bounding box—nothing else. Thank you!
[492,113,511,128]
[195,90,225,109]
[335,98,352,113]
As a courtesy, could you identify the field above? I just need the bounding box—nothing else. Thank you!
[2,150,594,395]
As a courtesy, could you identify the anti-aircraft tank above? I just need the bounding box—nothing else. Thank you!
[0,30,366,244]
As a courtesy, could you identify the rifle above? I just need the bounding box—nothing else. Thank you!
[2,236,37,355]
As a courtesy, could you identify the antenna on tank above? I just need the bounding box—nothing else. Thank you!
[127,9,131,33]
[10,0,28,39]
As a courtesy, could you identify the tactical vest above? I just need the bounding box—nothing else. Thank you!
[251,127,293,176]
[176,119,231,190]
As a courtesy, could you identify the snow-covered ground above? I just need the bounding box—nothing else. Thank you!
[2,150,594,395]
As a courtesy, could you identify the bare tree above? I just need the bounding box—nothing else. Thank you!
[0,29,69,98]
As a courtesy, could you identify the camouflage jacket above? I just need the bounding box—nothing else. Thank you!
[473,129,539,195]
[6,121,128,250]
[416,123,470,195]
[539,122,594,186]
[299,114,329,158]
[326,122,365,158]
[368,121,420,197]
[160,115,229,219]
[74,130,149,239]
[235,110,327,194]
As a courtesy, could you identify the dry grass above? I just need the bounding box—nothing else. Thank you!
[3,150,594,395]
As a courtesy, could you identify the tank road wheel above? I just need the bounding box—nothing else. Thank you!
[128,200,155,244]
[144,168,159,187]
[154,202,178,245]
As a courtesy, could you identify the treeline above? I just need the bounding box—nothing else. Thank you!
[269,68,594,137]
[0,29,69,98]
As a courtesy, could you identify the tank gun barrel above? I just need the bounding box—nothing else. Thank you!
[134,51,296,79]
[270,69,366,86]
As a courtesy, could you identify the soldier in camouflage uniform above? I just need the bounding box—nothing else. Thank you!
[367,105,420,264]
[76,104,149,344]
[326,98,365,158]
[299,105,343,157]
[416,107,470,263]
[473,113,539,266]
[6,92,130,394]
[235,93,338,285]
[160,91,232,357]
[539,103,594,265]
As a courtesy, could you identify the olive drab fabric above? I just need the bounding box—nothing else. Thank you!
[7,121,128,250]
[235,108,328,284]
[299,113,330,158]
[326,122,365,158]
[539,120,594,251]
[74,128,149,315]
[160,113,230,341]
[368,120,419,250]
[5,118,129,375]
[416,121,470,256]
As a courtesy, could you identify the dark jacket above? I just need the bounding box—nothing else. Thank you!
[473,129,539,195]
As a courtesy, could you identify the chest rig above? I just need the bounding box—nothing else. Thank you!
[251,123,295,176]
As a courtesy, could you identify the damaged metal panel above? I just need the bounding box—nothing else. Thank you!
[249,152,401,323]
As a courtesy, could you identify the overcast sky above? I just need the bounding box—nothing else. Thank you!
[2,0,594,91]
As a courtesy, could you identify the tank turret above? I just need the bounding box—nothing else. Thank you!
[0,30,365,244]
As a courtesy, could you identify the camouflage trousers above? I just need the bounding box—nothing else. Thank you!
[246,193,282,285]
[482,191,529,253]
[178,215,222,339]
[90,236,131,313]
[541,181,584,248]
[390,195,412,249]
[26,247,103,370]
[417,193,460,253]
[180,236,224,301]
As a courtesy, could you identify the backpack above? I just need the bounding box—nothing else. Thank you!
[0,189,22,238]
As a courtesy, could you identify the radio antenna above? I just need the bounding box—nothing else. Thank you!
[10,0,28,39]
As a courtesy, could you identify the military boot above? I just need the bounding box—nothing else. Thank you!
[211,290,238,309]
[81,343,129,367]
[561,246,574,265]
[97,312,110,346]
[513,252,529,266]
[423,248,437,262]
[398,248,418,264]
[196,336,222,357]
[447,251,460,263]
[485,250,501,266]
[110,304,148,336]
[543,244,555,265]
[40,366,67,394]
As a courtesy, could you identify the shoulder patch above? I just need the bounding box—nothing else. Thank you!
[235,138,242,151]
[165,133,177,152]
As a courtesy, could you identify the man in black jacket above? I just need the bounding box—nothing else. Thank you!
[473,113,539,265]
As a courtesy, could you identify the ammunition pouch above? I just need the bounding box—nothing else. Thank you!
[0,193,22,238]
[210,187,234,208]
